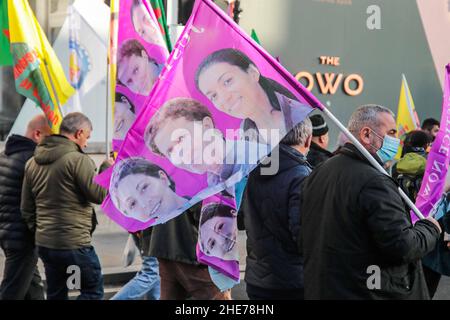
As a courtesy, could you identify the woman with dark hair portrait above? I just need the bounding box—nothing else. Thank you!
[199,203,238,261]
[114,92,136,140]
[130,0,166,47]
[110,157,187,222]
[195,48,311,143]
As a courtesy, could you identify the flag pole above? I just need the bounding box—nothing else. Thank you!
[105,56,110,158]
[322,106,425,220]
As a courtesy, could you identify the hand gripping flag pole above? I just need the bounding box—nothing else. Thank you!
[322,106,425,220]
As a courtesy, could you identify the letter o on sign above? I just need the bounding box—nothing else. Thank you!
[344,74,364,96]
[295,72,314,91]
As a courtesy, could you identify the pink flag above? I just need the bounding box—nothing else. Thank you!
[413,64,450,223]
[95,0,322,280]
[112,0,169,150]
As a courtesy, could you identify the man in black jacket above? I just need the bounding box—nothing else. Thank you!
[307,114,333,168]
[0,115,51,300]
[300,105,441,300]
[243,118,313,300]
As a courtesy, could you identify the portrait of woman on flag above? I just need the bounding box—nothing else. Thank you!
[113,92,136,140]
[198,202,239,261]
[195,48,311,144]
[110,157,188,223]
[130,0,166,48]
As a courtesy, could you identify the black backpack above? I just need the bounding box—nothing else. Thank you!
[396,173,423,202]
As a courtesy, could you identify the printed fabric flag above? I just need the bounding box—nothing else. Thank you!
[413,64,450,223]
[396,74,421,159]
[64,0,109,116]
[95,0,322,280]
[67,4,82,113]
[8,0,75,133]
[149,0,172,52]
[112,0,169,151]
[251,29,260,45]
[0,0,12,65]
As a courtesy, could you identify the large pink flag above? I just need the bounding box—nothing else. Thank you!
[95,0,322,279]
[413,64,450,223]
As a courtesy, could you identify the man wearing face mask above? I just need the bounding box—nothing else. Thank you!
[299,105,441,300]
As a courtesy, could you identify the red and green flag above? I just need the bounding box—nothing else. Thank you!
[8,0,74,132]
[149,0,172,52]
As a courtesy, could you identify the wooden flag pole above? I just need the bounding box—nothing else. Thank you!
[43,59,62,128]
[322,106,425,220]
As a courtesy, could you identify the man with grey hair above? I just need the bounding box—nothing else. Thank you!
[21,112,111,300]
[242,118,313,300]
[300,104,441,300]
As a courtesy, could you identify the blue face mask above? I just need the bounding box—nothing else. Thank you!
[371,129,400,163]
[208,266,240,292]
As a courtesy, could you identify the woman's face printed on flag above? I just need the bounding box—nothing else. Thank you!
[131,0,165,47]
[111,158,187,223]
[114,95,135,140]
[200,204,238,261]
[197,62,262,120]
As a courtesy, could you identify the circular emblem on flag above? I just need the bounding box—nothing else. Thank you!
[69,39,91,90]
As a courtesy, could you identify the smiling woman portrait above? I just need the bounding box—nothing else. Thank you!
[199,202,238,261]
[195,48,312,144]
[110,157,187,223]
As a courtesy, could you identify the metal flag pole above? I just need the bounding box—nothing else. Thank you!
[322,106,425,220]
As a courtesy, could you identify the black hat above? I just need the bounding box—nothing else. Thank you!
[310,114,329,137]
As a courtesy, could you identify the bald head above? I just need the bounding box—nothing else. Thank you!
[25,114,52,144]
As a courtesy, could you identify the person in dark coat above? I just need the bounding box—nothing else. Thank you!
[242,118,313,300]
[148,203,230,300]
[0,115,51,300]
[307,114,333,168]
[300,104,441,300]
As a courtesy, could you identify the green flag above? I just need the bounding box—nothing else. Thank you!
[0,0,12,65]
[149,0,172,52]
[251,28,261,45]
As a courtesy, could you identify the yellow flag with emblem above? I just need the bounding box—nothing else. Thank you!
[8,0,75,133]
[395,74,420,159]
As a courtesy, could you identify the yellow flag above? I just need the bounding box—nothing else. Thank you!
[395,74,420,159]
[8,0,75,133]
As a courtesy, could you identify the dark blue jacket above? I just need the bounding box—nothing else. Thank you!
[0,135,36,249]
[243,144,311,290]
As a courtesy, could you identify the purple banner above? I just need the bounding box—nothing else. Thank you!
[413,64,450,222]
[112,0,169,150]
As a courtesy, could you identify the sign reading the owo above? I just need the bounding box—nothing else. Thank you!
[296,56,364,97]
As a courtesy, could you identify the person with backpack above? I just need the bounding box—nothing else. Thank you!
[392,130,450,298]
[392,130,431,203]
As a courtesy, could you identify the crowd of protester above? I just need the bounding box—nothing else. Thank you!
[0,107,448,300]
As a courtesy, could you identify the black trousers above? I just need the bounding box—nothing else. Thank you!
[38,246,104,300]
[0,242,45,300]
